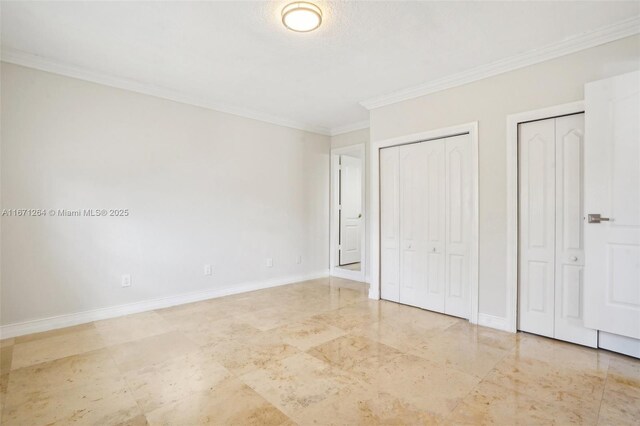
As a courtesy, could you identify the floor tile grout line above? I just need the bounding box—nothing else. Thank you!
[595,360,611,424]
[442,340,515,421]
[97,327,150,424]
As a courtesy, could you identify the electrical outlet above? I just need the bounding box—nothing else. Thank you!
[121,274,131,287]
[266,258,273,268]
[204,264,212,276]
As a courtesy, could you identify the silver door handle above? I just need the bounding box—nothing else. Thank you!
[570,256,578,262]
[588,214,611,223]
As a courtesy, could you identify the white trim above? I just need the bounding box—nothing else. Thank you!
[477,313,512,333]
[0,270,328,339]
[330,144,366,283]
[0,48,334,136]
[506,101,585,334]
[599,331,640,359]
[330,121,370,137]
[369,122,479,325]
[330,267,366,282]
[360,17,640,110]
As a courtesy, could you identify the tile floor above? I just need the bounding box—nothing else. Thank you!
[1,277,638,425]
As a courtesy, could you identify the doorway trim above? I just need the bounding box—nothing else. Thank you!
[369,122,479,324]
[506,101,585,333]
[330,143,366,282]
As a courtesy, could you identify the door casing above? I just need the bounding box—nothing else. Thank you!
[506,101,585,333]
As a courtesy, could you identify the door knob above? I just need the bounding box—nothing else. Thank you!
[570,256,578,262]
[432,247,437,253]
[588,214,611,223]
[358,213,362,218]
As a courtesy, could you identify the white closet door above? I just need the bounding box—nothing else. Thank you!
[380,147,400,302]
[399,140,446,311]
[444,134,472,318]
[519,119,556,338]
[554,114,596,347]
[399,142,429,307]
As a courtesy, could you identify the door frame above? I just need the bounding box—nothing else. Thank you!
[370,122,479,324]
[506,101,585,333]
[330,143,366,282]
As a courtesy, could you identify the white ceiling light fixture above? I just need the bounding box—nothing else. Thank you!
[281,2,322,33]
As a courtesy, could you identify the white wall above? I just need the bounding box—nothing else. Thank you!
[1,63,330,326]
[330,128,370,280]
[370,35,640,319]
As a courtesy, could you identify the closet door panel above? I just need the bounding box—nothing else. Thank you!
[444,134,472,318]
[399,142,431,308]
[419,141,446,312]
[554,114,597,347]
[380,147,400,302]
[519,119,555,337]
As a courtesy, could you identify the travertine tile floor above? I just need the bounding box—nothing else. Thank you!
[1,277,638,425]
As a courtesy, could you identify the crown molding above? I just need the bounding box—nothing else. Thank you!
[1,47,334,136]
[329,120,370,137]
[360,16,640,110]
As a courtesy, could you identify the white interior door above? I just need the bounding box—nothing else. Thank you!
[444,134,472,318]
[380,147,400,302]
[584,70,640,341]
[339,155,362,265]
[519,118,556,338]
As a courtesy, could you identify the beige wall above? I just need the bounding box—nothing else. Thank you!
[1,63,330,326]
[370,35,640,318]
[330,128,369,149]
[330,128,371,280]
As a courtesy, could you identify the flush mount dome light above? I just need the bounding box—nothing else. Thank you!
[282,2,322,32]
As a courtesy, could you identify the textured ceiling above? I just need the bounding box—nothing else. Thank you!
[2,1,639,134]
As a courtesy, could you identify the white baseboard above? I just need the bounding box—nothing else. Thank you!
[329,267,365,282]
[477,313,513,333]
[0,270,329,339]
[368,288,380,300]
[599,331,640,359]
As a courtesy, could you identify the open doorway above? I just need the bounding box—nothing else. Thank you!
[330,144,366,281]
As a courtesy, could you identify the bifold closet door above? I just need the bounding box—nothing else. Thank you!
[399,140,445,310]
[519,114,596,347]
[444,134,472,318]
[519,119,556,338]
[380,146,400,302]
[554,114,595,347]
[380,136,472,318]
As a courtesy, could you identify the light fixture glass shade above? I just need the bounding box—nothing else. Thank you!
[282,2,322,32]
